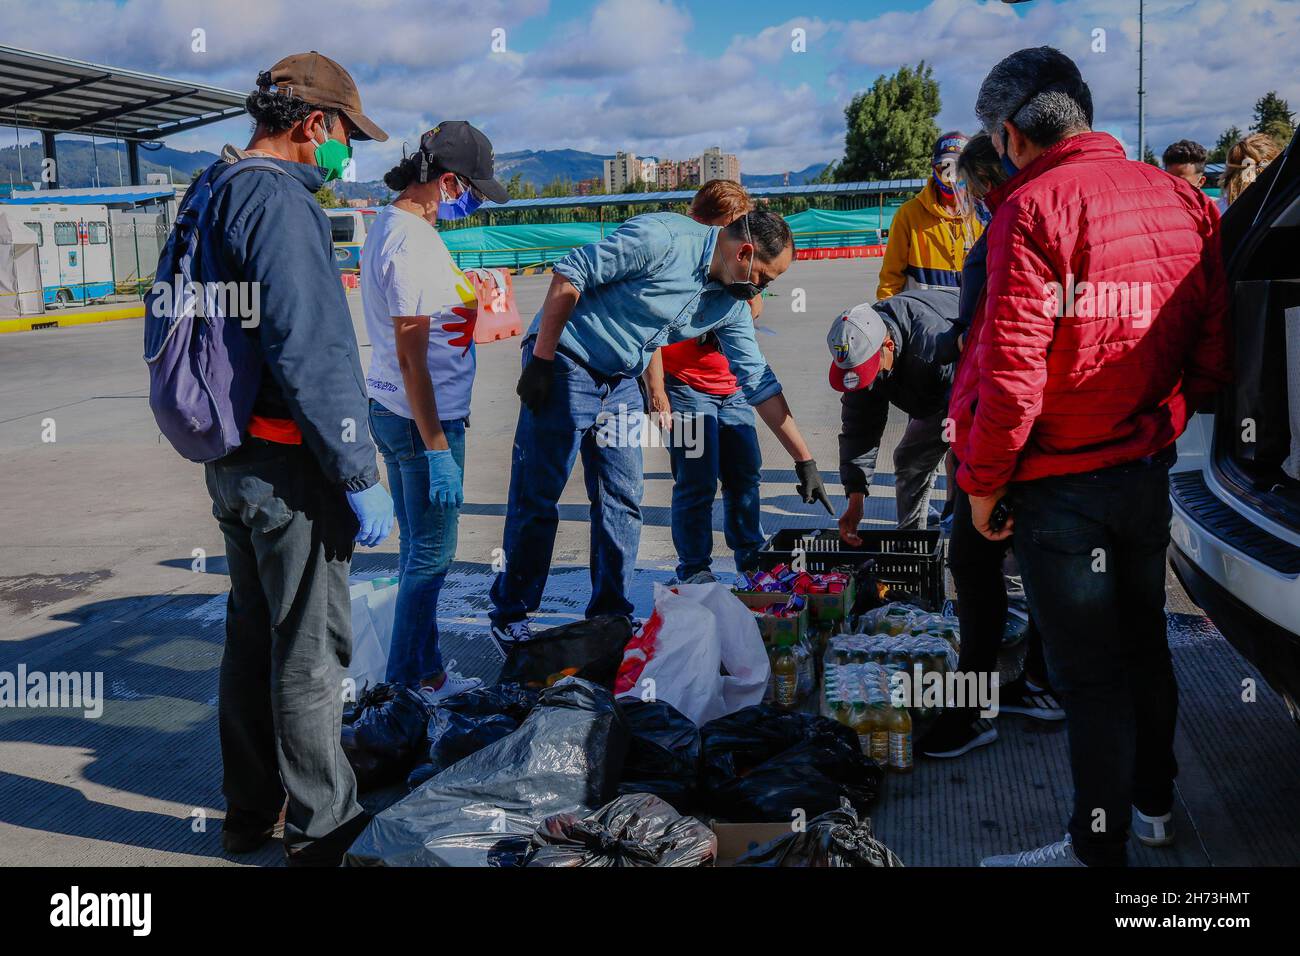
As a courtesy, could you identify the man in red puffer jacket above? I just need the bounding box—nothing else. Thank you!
[955,48,1230,869]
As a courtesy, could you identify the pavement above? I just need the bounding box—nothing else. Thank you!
[0,256,1297,866]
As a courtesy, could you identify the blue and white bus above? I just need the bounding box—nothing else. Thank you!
[17,204,115,306]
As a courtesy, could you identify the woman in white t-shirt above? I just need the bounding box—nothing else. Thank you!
[360,122,510,701]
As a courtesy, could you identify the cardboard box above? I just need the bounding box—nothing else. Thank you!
[711,822,792,866]
[732,590,808,643]
[804,575,856,626]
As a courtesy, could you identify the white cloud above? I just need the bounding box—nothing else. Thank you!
[4,0,1297,180]
[831,0,1300,157]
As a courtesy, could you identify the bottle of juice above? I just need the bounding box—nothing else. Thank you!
[771,636,799,710]
[887,701,914,773]
[849,701,873,757]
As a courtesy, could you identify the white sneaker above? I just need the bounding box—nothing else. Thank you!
[420,662,482,702]
[489,620,534,659]
[980,834,1086,867]
[1132,806,1175,847]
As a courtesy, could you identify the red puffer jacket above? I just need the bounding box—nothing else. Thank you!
[951,131,1230,497]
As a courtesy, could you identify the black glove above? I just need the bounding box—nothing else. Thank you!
[517,354,555,413]
[794,459,833,515]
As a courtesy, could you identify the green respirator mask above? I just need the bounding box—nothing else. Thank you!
[313,136,353,182]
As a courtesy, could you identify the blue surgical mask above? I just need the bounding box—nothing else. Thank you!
[438,176,483,220]
[1000,151,1019,179]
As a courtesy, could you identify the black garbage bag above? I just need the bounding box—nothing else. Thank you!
[699,705,883,822]
[526,793,716,867]
[498,614,634,690]
[340,683,433,791]
[733,801,903,867]
[403,683,540,789]
[616,699,701,812]
[405,682,542,788]
[345,678,630,866]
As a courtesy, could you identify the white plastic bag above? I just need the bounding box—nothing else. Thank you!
[615,582,770,726]
[348,577,399,693]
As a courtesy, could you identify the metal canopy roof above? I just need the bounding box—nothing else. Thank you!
[0,185,176,206]
[0,44,246,141]
[479,178,925,211]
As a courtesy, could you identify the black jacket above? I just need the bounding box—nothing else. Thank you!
[838,288,961,494]
[208,156,378,490]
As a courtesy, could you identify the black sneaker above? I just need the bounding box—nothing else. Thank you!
[489,620,534,660]
[999,679,1065,721]
[919,714,998,758]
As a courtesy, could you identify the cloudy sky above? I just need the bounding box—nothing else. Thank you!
[4,0,1298,180]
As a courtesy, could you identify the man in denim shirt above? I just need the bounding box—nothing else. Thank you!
[489,210,831,650]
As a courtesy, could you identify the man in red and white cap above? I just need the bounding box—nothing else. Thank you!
[829,288,963,539]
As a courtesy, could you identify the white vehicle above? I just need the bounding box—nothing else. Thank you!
[1169,130,1300,725]
[15,203,115,306]
[325,207,376,273]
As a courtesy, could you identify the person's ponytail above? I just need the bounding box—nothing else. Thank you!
[383,157,418,192]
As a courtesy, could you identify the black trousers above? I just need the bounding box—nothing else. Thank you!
[205,438,363,854]
[947,486,1048,704]
[1012,458,1179,866]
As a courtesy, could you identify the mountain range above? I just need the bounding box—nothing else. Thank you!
[0,140,217,189]
[1,140,828,197]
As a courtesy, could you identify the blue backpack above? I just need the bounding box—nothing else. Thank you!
[143,158,289,463]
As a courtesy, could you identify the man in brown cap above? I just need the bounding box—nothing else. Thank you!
[196,52,392,866]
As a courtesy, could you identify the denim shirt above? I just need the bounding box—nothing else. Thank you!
[529,212,783,405]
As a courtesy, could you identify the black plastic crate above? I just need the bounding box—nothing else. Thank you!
[755,527,946,610]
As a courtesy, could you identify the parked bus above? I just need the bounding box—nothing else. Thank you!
[16,204,115,306]
[325,207,377,273]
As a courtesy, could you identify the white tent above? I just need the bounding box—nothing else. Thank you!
[0,207,45,318]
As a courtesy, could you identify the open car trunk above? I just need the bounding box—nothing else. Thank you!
[1214,129,1300,531]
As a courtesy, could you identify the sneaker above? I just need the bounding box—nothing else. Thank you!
[919,714,998,758]
[489,620,533,659]
[1131,806,1175,847]
[420,661,483,703]
[981,834,1086,867]
[999,681,1066,721]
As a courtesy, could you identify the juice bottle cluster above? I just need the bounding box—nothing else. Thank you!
[821,651,912,773]
[857,602,960,647]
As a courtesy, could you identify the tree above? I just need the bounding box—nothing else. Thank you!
[540,175,574,198]
[313,184,343,208]
[1142,145,1159,166]
[1252,91,1295,146]
[834,62,941,182]
[1209,125,1244,163]
[505,172,537,200]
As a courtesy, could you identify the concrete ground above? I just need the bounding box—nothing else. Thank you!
[0,256,1296,866]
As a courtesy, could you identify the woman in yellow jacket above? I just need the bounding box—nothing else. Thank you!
[877,131,982,300]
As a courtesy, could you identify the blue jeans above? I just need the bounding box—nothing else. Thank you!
[489,346,643,626]
[665,374,765,578]
[369,401,466,685]
[1011,452,1177,867]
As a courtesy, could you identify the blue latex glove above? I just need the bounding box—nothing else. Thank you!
[425,449,464,508]
[346,482,395,547]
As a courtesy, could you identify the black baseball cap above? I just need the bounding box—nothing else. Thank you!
[417,121,508,203]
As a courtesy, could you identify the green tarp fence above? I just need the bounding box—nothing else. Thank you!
[442,204,907,270]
